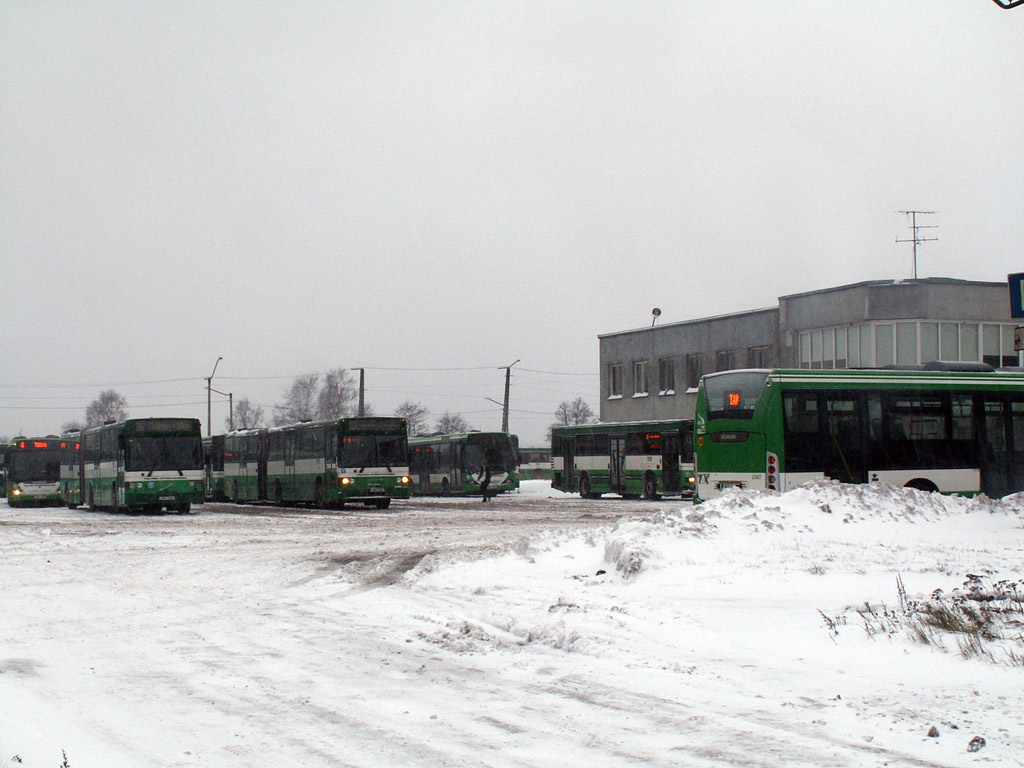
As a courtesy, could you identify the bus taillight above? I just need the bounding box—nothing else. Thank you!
[766,452,779,491]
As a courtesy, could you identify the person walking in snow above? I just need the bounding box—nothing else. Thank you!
[479,457,492,503]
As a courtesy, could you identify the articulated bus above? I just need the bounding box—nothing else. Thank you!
[5,436,64,507]
[551,420,695,499]
[75,418,205,513]
[409,431,519,495]
[222,417,411,509]
[694,364,1024,501]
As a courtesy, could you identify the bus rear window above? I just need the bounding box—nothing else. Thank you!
[703,372,768,420]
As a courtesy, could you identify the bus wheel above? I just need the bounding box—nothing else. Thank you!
[642,472,659,501]
[375,498,391,510]
[177,503,191,514]
[314,478,325,508]
[905,478,939,493]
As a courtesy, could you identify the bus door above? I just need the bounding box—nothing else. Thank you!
[824,393,866,484]
[609,436,626,493]
[1011,398,1024,495]
[560,439,575,491]
[980,395,1011,497]
[661,433,682,493]
[284,432,297,500]
[450,443,462,490]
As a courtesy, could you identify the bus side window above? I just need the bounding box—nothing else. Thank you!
[783,392,821,471]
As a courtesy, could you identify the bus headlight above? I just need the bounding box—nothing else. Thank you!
[400,476,410,484]
[340,477,351,486]
[12,489,21,496]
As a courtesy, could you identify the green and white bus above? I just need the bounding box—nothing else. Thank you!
[551,420,695,500]
[409,431,519,495]
[518,446,552,480]
[223,417,411,509]
[79,418,205,513]
[5,436,64,507]
[694,364,1024,501]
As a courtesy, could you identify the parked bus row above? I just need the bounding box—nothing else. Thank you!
[12,362,1020,510]
[203,422,520,508]
[6,418,523,513]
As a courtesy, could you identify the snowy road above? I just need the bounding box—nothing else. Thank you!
[2,483,1022,767]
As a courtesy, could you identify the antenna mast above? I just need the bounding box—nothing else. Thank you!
[896,210,938,279]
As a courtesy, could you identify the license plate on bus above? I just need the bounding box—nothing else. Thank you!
[368,487,384,495]
[159,496,175,501]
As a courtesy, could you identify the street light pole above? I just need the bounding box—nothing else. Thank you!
[206,356,222,437]
[210,388,233,431]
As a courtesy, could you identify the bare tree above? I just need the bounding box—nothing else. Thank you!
[273,374,319,425]
[548,396,596,440]
[317,368,357,420]
[435,412,471,433]
[394,401,429,436]
[231,397,265,430]
[86,390,128,427]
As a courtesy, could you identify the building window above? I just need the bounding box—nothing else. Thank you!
[715,350,733,372]
[875,324,894,367]
[1002,325,1019,367]
[835,328,848,369]
[657,358,676,395]
[940,323,959,361]
[686,354,703,389]
[633,360,649,396]
[822,329,835,369]
[983,324,1001,367]
[961,323,979,361]
[608,364,623,398]
[896,322,917,365]
[747,345,769,368]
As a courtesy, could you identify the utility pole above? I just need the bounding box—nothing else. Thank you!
[499,359,519,433]
[896,210,938,279]
[205,356,222,437]
[356,368,365,417]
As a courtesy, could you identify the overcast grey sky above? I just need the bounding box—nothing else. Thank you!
[2,1,1022,445]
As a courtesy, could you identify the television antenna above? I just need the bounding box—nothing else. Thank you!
[896,210,937,279]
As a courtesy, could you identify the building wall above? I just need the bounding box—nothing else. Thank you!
[598,307,779,422]
[599,278,1019,424]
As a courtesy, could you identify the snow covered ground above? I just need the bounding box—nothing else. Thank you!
[1,480,1022,767]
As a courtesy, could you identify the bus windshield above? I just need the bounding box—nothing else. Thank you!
[464,436,515,471]
[126,436,204,472]
[9,450,61,482]
[340,435,408,468]
[703,371,769,420]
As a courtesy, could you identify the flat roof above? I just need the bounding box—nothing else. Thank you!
[598,305,778,339]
